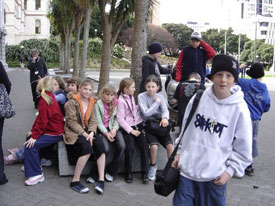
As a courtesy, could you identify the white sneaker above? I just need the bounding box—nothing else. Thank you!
[41,158,52,167]
[86,176,96,184]
[105,173,114,182]
[148,165,157,181]
[24,174,45,186]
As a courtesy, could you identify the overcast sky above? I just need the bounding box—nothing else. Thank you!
[159,0,223,25]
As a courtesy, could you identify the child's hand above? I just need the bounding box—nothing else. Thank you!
[156,96,161,103]
[26,131,32,137]
[86,132,94,146]
[213,171,231,186]
[110,129,117,138]
[171,98,178,104]
[131,130,141,137]
[160,118,169,127]
[171,154,179,169]
[24,138,36,148]
[105,132,114,142]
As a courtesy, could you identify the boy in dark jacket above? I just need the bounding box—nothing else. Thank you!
[175,32,215,84]
[140,42,171,93]
[237,63,270,175]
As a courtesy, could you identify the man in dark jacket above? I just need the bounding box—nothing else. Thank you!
[27,49,48,109]
[140,42,171,93]
[175,32,215,84]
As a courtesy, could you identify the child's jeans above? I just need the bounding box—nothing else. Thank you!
[173,175,226,206]
[16,148,25,163]
[252,120,259,158]
[24,134,63,177]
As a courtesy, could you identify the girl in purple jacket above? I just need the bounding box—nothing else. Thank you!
[117,78,149,184]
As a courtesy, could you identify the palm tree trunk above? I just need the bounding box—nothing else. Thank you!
[98,24,112,93]
[131,0,149,96]
[79,4,92,79]
[59,37,65,71]
[73,18,82,77]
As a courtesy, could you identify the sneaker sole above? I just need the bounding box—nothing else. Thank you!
[71,187,89,193]
[95,186,103,194]
[25,176,45,186]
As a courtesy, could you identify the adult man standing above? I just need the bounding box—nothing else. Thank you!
[175,32,215,84]
[27,49,48,109]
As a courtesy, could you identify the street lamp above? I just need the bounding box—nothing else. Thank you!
[94,29,97,38]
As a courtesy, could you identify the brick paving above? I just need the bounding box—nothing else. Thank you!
[1,68,275,206]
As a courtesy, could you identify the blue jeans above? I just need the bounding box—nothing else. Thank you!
[173,175,226,206]
[252,120,259,158]
[16,148,25,163]
[24,134,63,177]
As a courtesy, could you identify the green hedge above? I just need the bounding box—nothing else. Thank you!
[6,38,59,63]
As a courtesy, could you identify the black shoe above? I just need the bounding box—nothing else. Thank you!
[245,165,254,176]
[95,181,104,194]
[125,172,133,183]
[0,178,8,185]
[142,172,149,184]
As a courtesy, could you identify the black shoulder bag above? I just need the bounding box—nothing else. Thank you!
[154,89,204,197]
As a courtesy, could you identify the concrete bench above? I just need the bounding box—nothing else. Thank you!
[58,128,180,176]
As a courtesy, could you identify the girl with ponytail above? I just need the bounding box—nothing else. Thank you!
[23,76,64,186]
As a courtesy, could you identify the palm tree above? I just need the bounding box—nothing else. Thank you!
[130,0,150,96]
[48,0,75,73]
[97,0,135,93]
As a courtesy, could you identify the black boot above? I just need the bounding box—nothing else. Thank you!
[141,171,149,184]
[125,172,133,183]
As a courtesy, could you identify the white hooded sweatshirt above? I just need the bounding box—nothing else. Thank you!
[178,85,252,181]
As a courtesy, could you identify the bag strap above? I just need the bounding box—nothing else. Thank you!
[161,89,204,175]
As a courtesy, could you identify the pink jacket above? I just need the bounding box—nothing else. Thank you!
[117,94,143,134]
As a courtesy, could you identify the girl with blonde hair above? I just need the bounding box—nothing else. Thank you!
[93,84,125,182]
[23,76,64,186]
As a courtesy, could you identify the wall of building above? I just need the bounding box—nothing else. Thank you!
[4,0,50,45]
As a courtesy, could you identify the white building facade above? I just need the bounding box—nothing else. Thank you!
[220,0,275,43]
[4,0,50,45]
[0,0,7,66]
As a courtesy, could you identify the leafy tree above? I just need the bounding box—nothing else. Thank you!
[162,23,193,49]
[97,0,135,93]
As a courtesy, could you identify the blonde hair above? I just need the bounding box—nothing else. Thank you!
[80,78,94,89]
[119,77,134,95]
[36,76,54,105]
[100,84,117,117]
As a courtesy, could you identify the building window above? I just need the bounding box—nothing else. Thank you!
[261,31,267,35]
[35,20,41,34]
[24,0,27,10]
[35,0,41,10]
[4,9,6,24]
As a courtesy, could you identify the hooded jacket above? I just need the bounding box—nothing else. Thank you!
[64,94,97,145]
[177,85,252,181]
[237,78,270,120]
[140,55,171,93]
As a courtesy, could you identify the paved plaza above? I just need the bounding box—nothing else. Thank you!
[0,68,275,206]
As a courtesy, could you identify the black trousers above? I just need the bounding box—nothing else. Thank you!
[31,81,39,106]
[121,129,149,173]
[0,118,7,183]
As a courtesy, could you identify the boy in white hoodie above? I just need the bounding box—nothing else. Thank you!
[172,54,253,206]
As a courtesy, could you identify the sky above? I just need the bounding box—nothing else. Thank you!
[159,0,223,26]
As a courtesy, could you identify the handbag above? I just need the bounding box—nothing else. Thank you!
[0,83,16,119]
[145,114,174,137]
[154,89,204,197]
